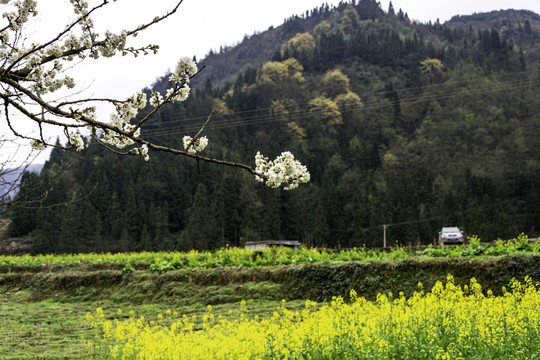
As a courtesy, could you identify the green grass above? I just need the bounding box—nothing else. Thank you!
[0,295,89,360]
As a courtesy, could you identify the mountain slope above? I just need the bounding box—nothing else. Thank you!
[6,1,540,254]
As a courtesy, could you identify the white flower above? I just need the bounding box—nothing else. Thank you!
[110,113,122,128]
[130,144,149,161]
[130,92,147,109]
[176,86,190,102]
[150,91,163,107]
[168,73,181,83]
[140,144,149,161]
[165,85,190,103]
[102,129,134,149]
[182,135,194,153]
[176,56,197,76]
[69,133,84,151]
[182,135,208,154]
[195,136,208,152]
[254,151,310,190]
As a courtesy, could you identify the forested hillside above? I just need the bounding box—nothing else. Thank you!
[7,0,540,253]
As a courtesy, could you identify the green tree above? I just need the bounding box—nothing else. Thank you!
[306,96,343,152]
[260,58,305,86]
[340,5,360,35]
[282,33,316,61]
[7,172,41,237]
[314,21,331,37]
[322,69,351,98]
[259,58,305,102]
[335,91,363,124]
[420,58,444,82]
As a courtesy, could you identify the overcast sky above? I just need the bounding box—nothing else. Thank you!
[2,0,540,164]
[25,0,540,108]
[74,0,540,101]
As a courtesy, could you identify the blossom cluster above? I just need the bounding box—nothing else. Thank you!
[164,57,195,102]
[0,0,129,97]
[182,136,208,154]
[68,133,84,151]
[1,1,198,162]
[255,151,310,190]
[1,0,37,32]
[103,93,146,150]
[129,144,149,161]
[169,56,198,84]
[103,58,198,160]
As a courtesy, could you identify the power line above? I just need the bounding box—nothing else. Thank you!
[140,68,540,137]
[2,68,538,152]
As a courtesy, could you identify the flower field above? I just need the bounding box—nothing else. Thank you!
[85,276,540,360]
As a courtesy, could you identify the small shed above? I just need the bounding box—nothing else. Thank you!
[245,240,301,251]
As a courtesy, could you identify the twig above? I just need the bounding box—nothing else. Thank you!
[0,282,15,297]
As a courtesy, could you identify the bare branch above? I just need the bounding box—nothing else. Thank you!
[192,110,214,141]
[143,139,258,176]
[123,0,184,38]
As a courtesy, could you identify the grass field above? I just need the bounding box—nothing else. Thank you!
[1,236,540,359]
[1,297,90,359]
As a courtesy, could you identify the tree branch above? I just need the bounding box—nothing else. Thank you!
[0,0,308,194]
[3,1,110,77]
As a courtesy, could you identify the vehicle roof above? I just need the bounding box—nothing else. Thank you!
[442,227,461,232]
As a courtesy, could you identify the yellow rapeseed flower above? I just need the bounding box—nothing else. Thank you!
[84,277,540,359]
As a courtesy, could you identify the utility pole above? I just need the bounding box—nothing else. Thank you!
[382,224,388,248]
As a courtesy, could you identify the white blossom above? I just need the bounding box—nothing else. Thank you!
[254,151,310,190]
[196,136,208,152]
[182,135,208,154]
[176,86,190,102]
[102,129,135,149]
[130,144,149,161]
[69,133,84,151]
[166,85,190,102]
[168,73,181,83]
[176,56,198,76]
[130,92,147,109]
[3,0,37,31]
[149,91,164,107]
